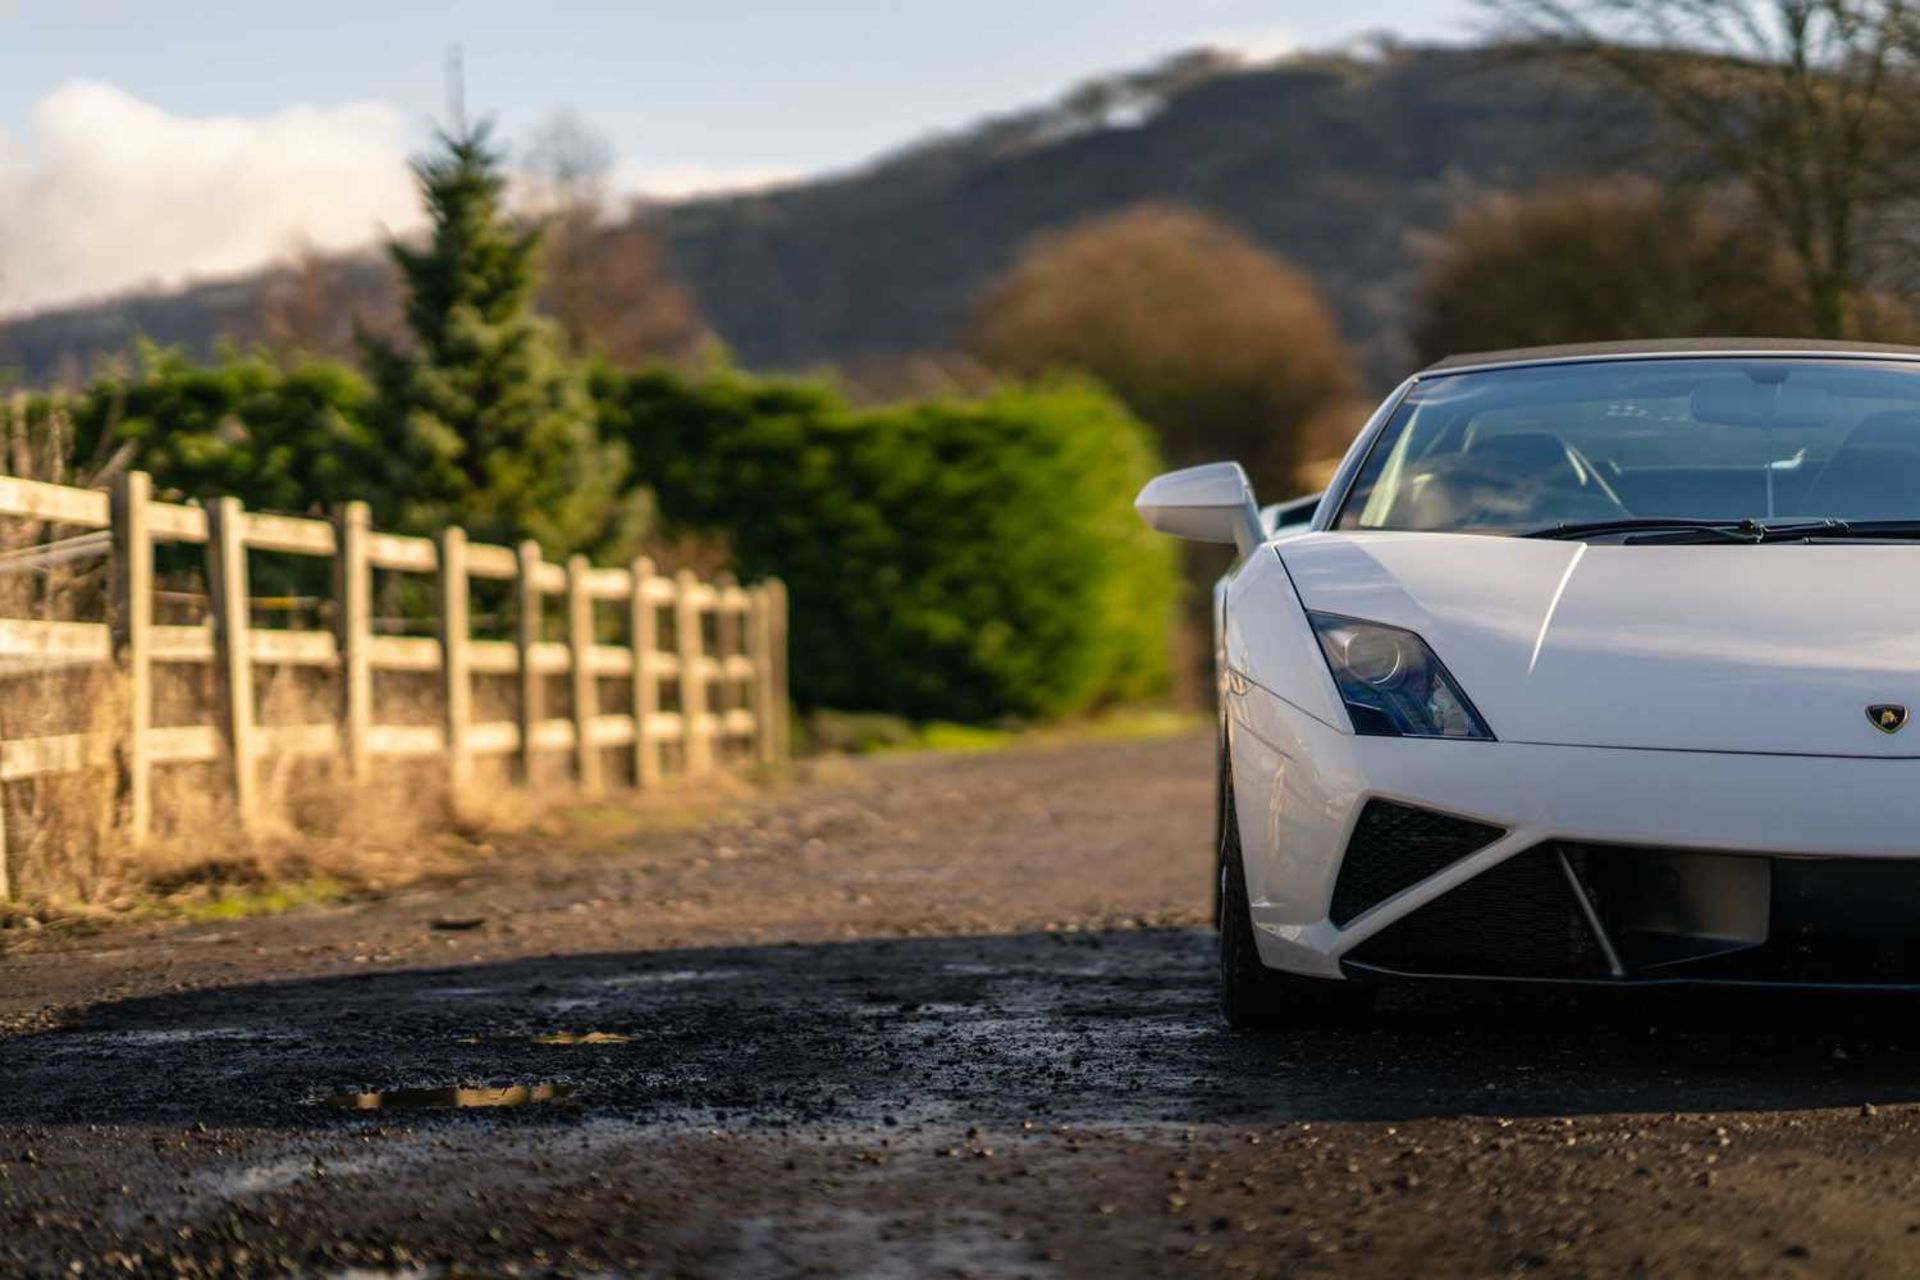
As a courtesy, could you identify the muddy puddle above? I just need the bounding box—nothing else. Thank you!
[454,1031,633,1046]
[320,1083,577,1111]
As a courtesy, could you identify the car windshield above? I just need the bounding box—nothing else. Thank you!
[1334,357,1920,535]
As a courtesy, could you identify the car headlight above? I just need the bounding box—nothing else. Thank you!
[1306,612,1494,740]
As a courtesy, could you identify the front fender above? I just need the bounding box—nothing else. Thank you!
[1221,547,1347,731]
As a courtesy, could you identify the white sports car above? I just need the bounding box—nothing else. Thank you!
[1137,338,1920,1026]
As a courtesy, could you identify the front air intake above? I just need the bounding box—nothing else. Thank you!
[1344,845,1604,978]
[1328,800,1504,927]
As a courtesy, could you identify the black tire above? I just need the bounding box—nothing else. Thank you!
[1219,783,1374,1030]
[1211,723,1229,929]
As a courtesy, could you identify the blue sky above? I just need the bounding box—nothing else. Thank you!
[1,1,1479,172]
[0,1,1480,311]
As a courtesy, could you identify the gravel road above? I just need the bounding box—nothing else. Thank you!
[6,733,1920,1277]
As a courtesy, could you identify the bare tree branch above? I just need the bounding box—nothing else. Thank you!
[1493,0,1920,335]
[520,109,710,365]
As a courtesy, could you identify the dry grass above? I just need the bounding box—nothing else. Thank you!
[0,654,780,927]
[0,672,124,905]
[7,670,404,919]
[0,694,777,929]
[0,393,129,911]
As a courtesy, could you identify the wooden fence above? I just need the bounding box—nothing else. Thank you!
[0,470,790,898]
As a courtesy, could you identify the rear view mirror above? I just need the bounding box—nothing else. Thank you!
[1692,376,1833,429]
[1135,462,1265,556]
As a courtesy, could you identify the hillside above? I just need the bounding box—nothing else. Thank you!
[0,43,1658,390]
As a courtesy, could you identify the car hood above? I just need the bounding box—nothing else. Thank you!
[1278,532,1920,756]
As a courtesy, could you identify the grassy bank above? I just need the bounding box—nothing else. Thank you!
[803,705,1203,757]
[0,707,1203,935]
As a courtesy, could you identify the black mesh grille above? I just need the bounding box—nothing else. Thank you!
[1345,846,1601,978]
[1329,800,1505,926]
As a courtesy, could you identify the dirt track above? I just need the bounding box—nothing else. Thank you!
[7,733,1920,1277]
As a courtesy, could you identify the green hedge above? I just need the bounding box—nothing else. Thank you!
[22,348,1176,724]
[64,345,379,513]
[596,368,1178,722]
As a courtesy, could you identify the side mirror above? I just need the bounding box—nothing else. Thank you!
[1134,462,1265,556]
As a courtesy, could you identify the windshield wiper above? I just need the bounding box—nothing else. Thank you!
[1520,518,1871,544]
[1788,519,1920,541]
[1519,518,1762,543]
[1625,518,1853,545]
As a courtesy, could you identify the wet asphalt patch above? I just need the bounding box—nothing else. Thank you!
[9,929,1920,1138]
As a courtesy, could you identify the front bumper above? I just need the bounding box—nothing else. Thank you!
[1229,680,1920,986]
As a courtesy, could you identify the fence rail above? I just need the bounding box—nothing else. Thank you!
[0,470,789,898]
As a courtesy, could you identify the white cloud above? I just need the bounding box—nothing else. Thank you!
[1198,28,1299,64]
[611,162,804,202]
[0,81,419,315]
[0,81,813,316]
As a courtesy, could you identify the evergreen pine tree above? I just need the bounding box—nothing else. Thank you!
[362,124,629,554]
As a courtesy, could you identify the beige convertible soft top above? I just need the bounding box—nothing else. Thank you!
[1426,336,1920,374]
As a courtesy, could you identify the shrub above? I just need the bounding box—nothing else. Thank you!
[66,344,378,513]
[969,204,1359,502]
[802,710,920,755]
[1412,180,1920,363]
[598,367,1177,722]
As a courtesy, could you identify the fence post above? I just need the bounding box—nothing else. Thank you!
[713,571,738,761]
[515,540,545,786]
[436,527,472,795]
[0,398,12,892]
[674,568,713,776]
[748,584,776,766]
[628,557,660,789]
[109,470,155,841]
[332,501,372,785]
[0,710,9,899]
[0,401,12,891]
[205,495,259,827]
[566,554,601,792]
[768,577,790,764]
